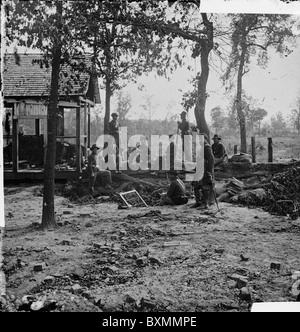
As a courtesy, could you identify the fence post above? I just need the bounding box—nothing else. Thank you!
[251,137,256,163]
[268,137,273,162]
[234,145,238,154]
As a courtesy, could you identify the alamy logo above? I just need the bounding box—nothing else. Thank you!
[95,127,205,181]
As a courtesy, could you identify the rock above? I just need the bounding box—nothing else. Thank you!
[93,242,105,249]
[33,262,46,272]
[0,296,7,309]
[148,256,162,265]
[57,220,66,227]
[63,210,72,214]
[85,222,93,227]
[60,239,73,246]
[30,296,47,311]
[16,245,24,251]
[21,295,35,305]
[80,213,91,218]
[229,274,248,288]
[292,271,300,280]
[215,248,225,254]
[125,294,137,304]
[240,253,250,261]
[107,266,119,273]
[141,297,156,309]
[72,268,85,279]
[270,262,281,270]
[239,287,252,301]
[136,257,148,266]
[82,291,92,300]
[111,235,118,240]
[17,259,26,268]
[132,253,140,260]
[120,230,127,236]
[96,257,108,264]
[43,276,56,286]
[71,284,83,295]
[291,280,300,297]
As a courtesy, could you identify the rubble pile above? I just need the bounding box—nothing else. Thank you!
[218,166,300,220]
[264,166,300,219]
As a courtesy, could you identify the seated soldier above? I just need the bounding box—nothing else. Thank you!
[160,170,188,206]
[212,134,227,167]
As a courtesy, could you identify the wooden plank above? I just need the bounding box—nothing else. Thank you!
[58,101,78,108]
[119,189,148,207]
[13,115,47,119]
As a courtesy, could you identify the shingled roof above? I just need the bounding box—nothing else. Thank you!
[2,53,100,103]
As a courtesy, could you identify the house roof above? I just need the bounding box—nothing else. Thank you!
[2,53,101,103]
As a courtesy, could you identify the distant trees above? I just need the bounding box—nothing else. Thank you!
[210,106,226,134]
[114,91,132,126]
[271,112,288,136]
[291,94,300,134]
[222,14,298,152]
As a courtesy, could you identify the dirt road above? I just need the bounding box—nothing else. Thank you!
[1,184,300,312]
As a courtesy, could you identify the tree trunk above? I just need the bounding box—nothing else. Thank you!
[41,43,62,228]
[104,75,111,135]
[236,43,247,153]
[194,14,213,141]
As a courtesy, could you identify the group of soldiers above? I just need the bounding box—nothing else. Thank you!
[88,111,227,209]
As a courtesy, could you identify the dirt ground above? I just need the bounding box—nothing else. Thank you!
[1,180,300,312]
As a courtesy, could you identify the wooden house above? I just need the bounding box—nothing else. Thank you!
[2,53,101,181]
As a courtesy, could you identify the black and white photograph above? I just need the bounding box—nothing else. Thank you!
[1,0,300,316]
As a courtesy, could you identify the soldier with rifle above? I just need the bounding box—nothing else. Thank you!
[191,133,216,209]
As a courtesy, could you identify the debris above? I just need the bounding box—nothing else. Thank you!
[163,241,189,247]
[291,280,300,297]
[229,274,248,289]
[125,294,137,304]
[270,262,281,270]
[57,220,66,227]
[60,239,73,246]
[33,262,47,272]
[71,284,83,295]
[136,257,148,266]
[30,296,47,311]
[239,287,252,301]
[82,291,92,300]
[72,268,85,279]
[43,276,56,286]
[148,256,163,265]
[292,271,300,280]
[240,253,250,262]
[63,210,72,215]
[93,242,106,249]
[215,248,225,254]
[107,266,119,273]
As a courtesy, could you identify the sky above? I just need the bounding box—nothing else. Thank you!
[110,36,300,125]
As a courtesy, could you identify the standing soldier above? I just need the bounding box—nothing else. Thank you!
[191,133,215,209]
[177,111,190,169]
[109,113,121,172]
